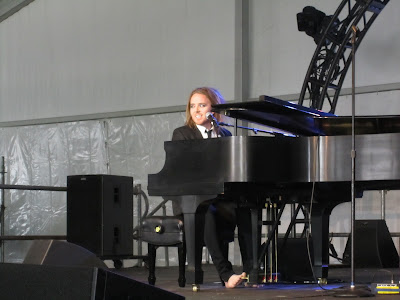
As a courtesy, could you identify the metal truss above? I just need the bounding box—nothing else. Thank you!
[298,0,390,113]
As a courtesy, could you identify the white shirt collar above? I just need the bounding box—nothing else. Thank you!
[196,124,216,139]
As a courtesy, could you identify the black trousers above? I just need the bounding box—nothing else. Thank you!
[203,199,253,282]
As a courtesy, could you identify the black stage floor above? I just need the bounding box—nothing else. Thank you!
[116,264,400,300]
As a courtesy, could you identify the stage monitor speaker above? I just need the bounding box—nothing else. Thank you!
[0,263,184,300]
[23,240,107,269]
[343,219,399,268]
[265,238,314,282]
[278,238,314,282]
[67,174,133,257]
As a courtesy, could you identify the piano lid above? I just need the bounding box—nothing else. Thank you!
[212,95,400,136]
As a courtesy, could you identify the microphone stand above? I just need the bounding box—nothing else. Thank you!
[350,23,357,292]
[333,25,373,298]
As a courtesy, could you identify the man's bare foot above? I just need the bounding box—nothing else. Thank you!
[225,272,246,288]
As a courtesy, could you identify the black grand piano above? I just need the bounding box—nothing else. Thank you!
[148,95,400,285]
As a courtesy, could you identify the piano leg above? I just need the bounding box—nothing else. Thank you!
[183,212,204,284]
[248,208,260,284]
[170,195,213,285]
[310,204,334,281]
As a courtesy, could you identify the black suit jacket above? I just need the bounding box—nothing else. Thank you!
[170,124,233,216]
[172,125,231,141]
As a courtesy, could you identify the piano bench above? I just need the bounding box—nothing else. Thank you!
[140,216,186,287]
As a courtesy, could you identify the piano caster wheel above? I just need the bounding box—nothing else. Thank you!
[192,284,200,292]
[318,278,328,285]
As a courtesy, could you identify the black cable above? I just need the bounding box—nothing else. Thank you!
[329,254,343,263]
[329,238,344,262]
[140,190,149,218]
[276,292,338,299]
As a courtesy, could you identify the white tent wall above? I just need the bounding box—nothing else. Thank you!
[0,0,399,268]
[2,0,399,124]
[0,0,236,123]
[0,112,187,265]
[0,120,108,261]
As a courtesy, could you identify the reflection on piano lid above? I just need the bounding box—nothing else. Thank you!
[212,95,400,136]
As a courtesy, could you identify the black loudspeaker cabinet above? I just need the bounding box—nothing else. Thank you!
[278,238,314,282]
[0,263,184,300]
[265,238,314,282]
[67,174,133,257]
[343,219,399,268]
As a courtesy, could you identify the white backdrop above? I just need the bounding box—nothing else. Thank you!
[0,0,399,123]
[0,0,235,122]
[0,112,186,265]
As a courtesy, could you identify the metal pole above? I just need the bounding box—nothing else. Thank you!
[0,235,66,240]
[235,118,238,136]
[380,190,386,220]
[290,204,296,238]
[135,184,143,264]
[162,204,169,267]
[103,120,111,175]
[0,184,66,191]
[350,25,357,288]
[1,156,5,262]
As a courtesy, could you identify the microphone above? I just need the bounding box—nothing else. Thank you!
[205,112,219,128]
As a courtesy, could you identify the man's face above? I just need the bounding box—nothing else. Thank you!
[189,93,212,128]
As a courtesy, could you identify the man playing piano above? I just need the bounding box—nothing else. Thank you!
[172,87,252,288]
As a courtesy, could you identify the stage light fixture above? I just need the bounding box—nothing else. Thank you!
[297,6,332,44]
